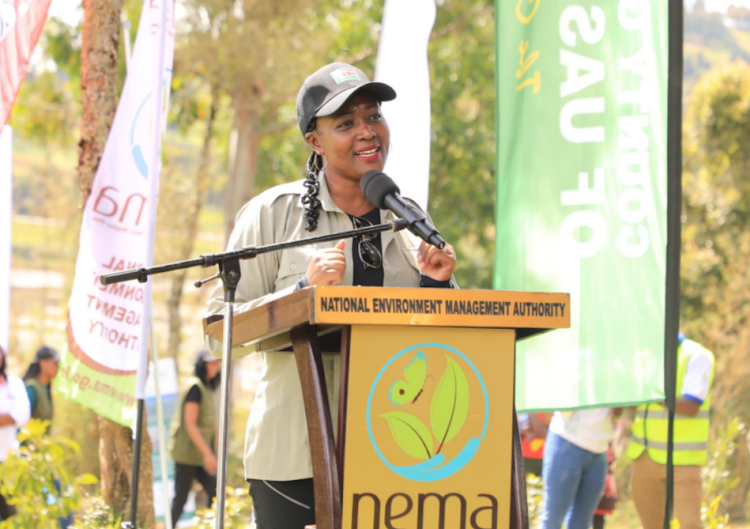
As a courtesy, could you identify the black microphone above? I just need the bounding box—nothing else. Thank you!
[360,170,446,249]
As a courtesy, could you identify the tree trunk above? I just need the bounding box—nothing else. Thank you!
[224,96,261,241]
[79,0,155,524]
[167,92,218,358]
[78,0,125,206]
[98,415,156,527]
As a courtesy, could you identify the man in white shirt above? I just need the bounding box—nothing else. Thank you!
[0,345,31,521]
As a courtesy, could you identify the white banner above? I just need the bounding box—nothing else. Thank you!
[0,125,10,351]
[375,0,436,210]
[61,0,175,425]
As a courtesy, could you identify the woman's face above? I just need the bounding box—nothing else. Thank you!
[305,91,390,182]
[206,360,221,381]
[40,358,59,379]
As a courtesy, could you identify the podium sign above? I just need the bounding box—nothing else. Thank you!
[343,325,515,529]
[203,286,570,529]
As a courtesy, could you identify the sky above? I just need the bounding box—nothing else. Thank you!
[47,0,81,27]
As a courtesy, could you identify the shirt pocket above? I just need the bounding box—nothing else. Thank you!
[398,233,420,272]
[274,247,315,291]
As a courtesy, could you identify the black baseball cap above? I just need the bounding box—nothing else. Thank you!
[34,345,60,362]
[296,62,397,136]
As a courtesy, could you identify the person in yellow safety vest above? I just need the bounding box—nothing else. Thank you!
[626,333,714,529]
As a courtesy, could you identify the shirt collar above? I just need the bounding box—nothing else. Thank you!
[317,172,341,213]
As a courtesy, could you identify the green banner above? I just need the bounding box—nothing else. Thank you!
[57,345,137,427]
[495,0,668,411]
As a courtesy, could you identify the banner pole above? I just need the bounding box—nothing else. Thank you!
[128,398,146,526]
[150,311,173,529]
[664,0,684,527]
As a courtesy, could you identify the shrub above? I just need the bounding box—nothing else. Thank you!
[0,419,97,528]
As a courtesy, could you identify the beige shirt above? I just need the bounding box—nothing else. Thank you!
[205,173,453,481]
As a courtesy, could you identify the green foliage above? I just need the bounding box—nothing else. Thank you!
[684,9,750,90]
[74,496,123,529]
[702,419,743,513]
[670,496,730,529]
[525,473,544,527]
[681,61,750,423]
[194,487,254,528]
[700,496,730,529]
[42,17,83,82]
[428,0,496,289]
[0,419,97,529]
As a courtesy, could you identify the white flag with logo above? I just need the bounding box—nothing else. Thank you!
[375,0,436,210]
[60,0,175,426]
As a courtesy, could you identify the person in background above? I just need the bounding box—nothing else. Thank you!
[627,333,714,529]
[539,408,619,529]
[168,349,221,524]
[22,345,72,528]
[23,346,60,433]
[0,345,31,522]
[592,446,617,529]
[519,412,551,477]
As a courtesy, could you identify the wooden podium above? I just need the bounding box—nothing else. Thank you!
[205,286,569,529]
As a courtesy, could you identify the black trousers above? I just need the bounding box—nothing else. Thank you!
[171,462,217,524]
[248,478,315,529]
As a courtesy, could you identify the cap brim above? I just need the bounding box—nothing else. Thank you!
[315,82,397,118]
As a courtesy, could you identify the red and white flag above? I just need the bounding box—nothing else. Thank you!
[1,0,53,125]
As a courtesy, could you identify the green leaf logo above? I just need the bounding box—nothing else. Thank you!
[430,356,470,455]
[380,411,434,460]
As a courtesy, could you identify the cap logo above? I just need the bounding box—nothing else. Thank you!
[330,68,361,85]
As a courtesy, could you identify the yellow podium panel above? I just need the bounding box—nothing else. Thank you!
[343,325,515,529]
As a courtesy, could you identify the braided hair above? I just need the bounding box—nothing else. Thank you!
[302,116,324,231]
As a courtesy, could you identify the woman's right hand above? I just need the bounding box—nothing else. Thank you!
[306,240,347,286]
[204,452,218,475]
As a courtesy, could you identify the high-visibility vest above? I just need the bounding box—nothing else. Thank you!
[626,339,714,466]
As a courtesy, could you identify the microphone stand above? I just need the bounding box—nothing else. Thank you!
[100,218,409,529]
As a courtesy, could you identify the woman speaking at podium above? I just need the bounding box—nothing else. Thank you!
[205,62,456,528]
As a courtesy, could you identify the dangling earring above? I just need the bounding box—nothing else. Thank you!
[314,152,328,171]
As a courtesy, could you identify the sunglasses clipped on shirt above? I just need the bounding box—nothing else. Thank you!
[351,216,383,270]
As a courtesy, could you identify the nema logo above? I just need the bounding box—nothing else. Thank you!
[366,343,489,482]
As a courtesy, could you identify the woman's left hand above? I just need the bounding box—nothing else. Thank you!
[417,241,456,282]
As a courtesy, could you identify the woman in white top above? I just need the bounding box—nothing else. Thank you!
[539,408,618,529]
[0,345,31,521]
